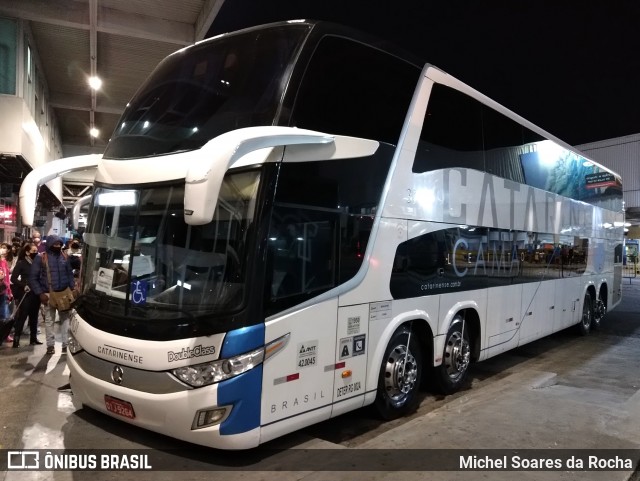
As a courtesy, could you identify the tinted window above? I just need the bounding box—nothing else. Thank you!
[104,26,308,159]
[265,145,394,315]
[291,36,420,144]
[390,226,590,299]
[413,83,623,209]
[413,83,484,173]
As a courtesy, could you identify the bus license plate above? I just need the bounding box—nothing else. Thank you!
[104,395,135,419]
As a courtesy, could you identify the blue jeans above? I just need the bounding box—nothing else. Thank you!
[0,293,9,319]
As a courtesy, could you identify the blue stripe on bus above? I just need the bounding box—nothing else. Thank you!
[220,324,265,358]
[218,364,262,435]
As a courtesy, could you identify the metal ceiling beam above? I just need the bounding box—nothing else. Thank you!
[0,0,193,45]
[89,0,98,147]
[195,0,225,41]
[49,92,123,115]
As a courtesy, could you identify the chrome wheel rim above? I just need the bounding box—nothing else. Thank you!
[384,344,418,404]
[444,329,470,380]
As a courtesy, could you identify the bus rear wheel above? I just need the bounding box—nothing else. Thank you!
[374,326,422,420]
[592,298,606,329]
[433,316,470,394]
[577,295,593,336]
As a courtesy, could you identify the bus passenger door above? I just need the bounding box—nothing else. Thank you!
[260,299,338,442]
[331,304,370,417]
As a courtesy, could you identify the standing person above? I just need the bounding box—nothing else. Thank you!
[10,243,43,347]
[32,230,46,253]
[28,235,75,355]
[0,242,13,323]
[10,237,23,271]
[65,239,83,284]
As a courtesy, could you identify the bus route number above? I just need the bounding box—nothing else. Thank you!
[336,381,361,398]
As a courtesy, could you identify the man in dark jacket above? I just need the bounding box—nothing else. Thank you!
[28,235,76,355]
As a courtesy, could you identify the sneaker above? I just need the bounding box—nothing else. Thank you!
[46,346,55,355]
[30,339,43,345]
[61,347,67,354]
[6,335,13,343]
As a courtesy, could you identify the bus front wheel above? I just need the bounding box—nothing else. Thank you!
[374,326,422,420]
[433,316,471,394]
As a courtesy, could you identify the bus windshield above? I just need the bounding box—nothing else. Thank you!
[80,170,261,319]
[103,24,309,159]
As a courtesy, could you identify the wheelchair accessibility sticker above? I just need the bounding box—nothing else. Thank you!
[131,280,147,306]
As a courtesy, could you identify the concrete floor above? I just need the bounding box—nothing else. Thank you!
[2,278,640,481]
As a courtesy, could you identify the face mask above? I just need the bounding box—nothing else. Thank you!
[29,252,38,259]
[50,246,62,253]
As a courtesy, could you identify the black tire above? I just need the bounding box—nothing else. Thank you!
[591,298,606,330]
[433,316,471,394]
[577,295,593,336]
[374,326,423,420]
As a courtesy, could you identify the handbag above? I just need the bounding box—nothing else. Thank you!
[43,254,75,311]
[49,287,75,311]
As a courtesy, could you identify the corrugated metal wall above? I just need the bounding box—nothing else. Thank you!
[577,133,640,218]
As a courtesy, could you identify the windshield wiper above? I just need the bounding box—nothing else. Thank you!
[81,289,122,309]
[130,302,196,321]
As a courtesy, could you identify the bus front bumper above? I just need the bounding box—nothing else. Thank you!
[67,352,261,450]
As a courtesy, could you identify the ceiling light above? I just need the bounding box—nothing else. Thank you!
[89,128,99,138]
[88,76,102,90]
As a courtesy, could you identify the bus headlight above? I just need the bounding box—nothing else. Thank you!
[67,332,84,354]
[171,333,289,388]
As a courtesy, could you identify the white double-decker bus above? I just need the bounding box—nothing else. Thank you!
[21,20,624,449]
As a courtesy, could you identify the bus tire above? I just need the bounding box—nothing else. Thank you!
[577,295,593,336]
[433,316,471,394]
[374,326,422,420]
[591,298,606,330]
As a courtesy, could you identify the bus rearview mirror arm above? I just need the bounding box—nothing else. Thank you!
[184,127,334,226]
[72,194,93,230]
[19,154,101,227]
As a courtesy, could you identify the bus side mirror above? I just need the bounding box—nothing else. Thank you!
[184,127,333,226]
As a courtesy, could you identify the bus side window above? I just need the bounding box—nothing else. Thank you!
[264,150,393,316]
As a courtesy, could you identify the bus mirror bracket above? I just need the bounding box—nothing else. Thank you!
[72,194,93,230]
[19,154,101,227]
[184,127,334,226]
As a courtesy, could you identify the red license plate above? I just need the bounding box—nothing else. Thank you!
[104,395,135,419]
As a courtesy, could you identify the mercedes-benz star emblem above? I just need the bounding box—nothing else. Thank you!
[111,365,124,385]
